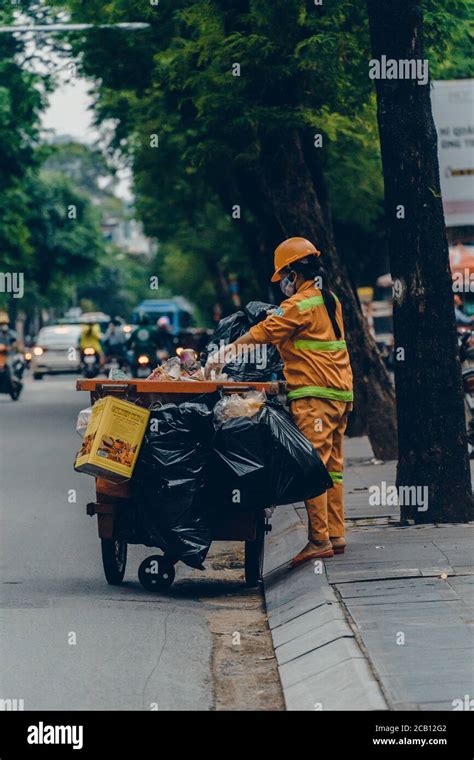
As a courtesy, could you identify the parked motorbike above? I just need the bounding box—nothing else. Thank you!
[0,343,23,400]
[81,347,101,379]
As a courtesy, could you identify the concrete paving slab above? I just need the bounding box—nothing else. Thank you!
[327,566,425,583]
[283,657,387,711]
[278,636,365,690]
[357,626,474,654]
[266,591,335,629]
[272,602,347,648]
[416,701,470,710]
[262,499,387,710]
[381,675,474,706]
[262,437,474,712]
[350,605,468,627]
[264,564,328,612]
[275,618,352,666]
[336,577,460,603]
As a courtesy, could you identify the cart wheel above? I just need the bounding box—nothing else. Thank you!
[245,516,265,587]
[101,538,127,585]
[138,555,175,593]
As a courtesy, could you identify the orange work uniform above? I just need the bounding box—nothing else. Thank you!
[249,280,353,542]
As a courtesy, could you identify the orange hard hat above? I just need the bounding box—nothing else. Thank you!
[271,237,321,282]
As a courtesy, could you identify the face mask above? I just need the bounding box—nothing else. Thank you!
[280,272,297,297]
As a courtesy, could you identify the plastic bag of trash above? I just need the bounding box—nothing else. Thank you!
[108,368,130,380]
[209,401,333,511]
[203,302,283,382]
[146,357,182,381]
[244,301,277,325]
[207,311,248,350]
[133,402,214,568]
[214,391,266,426]
[76,407,92,437]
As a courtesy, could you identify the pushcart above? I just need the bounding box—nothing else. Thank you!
[76,379,282,591]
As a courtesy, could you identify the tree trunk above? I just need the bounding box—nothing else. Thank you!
[237,128,398,460]
[367,0,473,522]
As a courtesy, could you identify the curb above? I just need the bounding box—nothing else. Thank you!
[262,504,388,711]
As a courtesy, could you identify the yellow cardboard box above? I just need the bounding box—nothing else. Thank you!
[74,396,150,483]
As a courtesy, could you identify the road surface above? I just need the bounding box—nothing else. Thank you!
[0,375,283,711]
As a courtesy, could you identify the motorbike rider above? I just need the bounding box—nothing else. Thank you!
[205,237,353,566]
[0,312,25,380]
[155,316,175,358]
[79,322,104,366]
[0,312,19,349]
[127,313,159,361]
[103,318,127,362]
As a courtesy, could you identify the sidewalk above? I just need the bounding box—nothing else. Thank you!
[262,437,474,711]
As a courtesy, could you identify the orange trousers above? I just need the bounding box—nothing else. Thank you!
[290,397,352,543]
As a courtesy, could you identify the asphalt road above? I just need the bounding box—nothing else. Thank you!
[0,374,282,711]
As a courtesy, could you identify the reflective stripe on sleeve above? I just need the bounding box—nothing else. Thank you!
[294,339,347,352]
[297,293,339,311]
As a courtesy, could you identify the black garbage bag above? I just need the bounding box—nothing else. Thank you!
[244,301,276,326]
[209,401,333,512]
[207,416,267,512]
[133,402,214,568]
[203,311,248,361]
[203,301,283,381]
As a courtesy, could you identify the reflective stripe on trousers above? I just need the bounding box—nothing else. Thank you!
[287,385,354,402]
[290,397,352,542]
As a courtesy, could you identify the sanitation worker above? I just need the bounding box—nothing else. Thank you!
[205,237,353,566]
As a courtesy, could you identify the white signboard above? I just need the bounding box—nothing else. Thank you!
[431,79,474,227]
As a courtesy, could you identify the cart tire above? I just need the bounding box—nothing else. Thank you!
[101,538,127,585]
[138,555,175,593]
[245,516,265,587]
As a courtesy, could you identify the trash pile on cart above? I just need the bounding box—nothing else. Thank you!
[74,392,332,564]
[73,302,333,591]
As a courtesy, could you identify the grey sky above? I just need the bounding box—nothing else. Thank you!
[39,56,133,200]
[42,75,99,143]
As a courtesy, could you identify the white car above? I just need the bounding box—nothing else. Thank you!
[31,325,82,379]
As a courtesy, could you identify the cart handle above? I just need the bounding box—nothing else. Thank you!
[220,381,281,394]
[221,384,258,393]
[95,383,137,395]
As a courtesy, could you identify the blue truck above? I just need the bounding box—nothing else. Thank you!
[132,297,211,354]
[132,297,195,336]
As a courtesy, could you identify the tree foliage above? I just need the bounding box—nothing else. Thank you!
[47,0,471,317]
[2,0,470,326]
[0,4,109,314]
